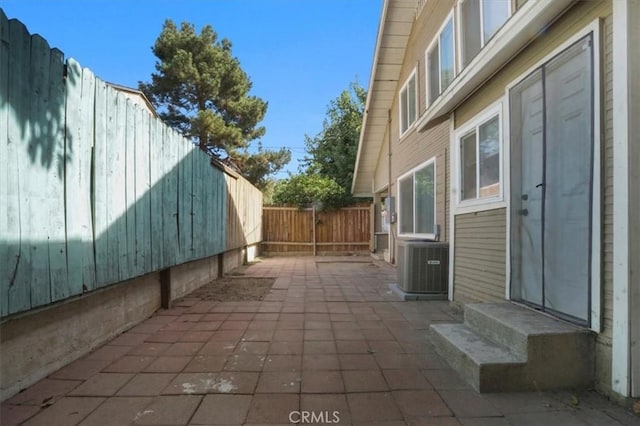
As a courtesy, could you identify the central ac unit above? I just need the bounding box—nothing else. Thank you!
[397,240,449,295]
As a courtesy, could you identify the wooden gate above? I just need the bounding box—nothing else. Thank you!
[262,206,372,255]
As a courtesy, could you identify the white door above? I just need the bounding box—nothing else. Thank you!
[510,35,593,324]
[509,70,544,306]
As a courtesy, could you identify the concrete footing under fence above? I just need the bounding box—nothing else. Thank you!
[0,244,258,402]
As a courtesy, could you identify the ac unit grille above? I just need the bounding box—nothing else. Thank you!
[397,240,449,294]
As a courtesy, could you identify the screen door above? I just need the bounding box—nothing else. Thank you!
[510,35,593,324]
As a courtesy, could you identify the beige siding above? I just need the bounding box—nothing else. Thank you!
[455,1,612,128]
[597,10,614,393]
[373,129,389,193]
[406,0,456,115]
[449,1,614,395]
[454,209,507,304]
[392,120,451,242]
[386,0,456,243]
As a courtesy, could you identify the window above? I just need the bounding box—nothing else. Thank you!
[459,114,501,201]
[399,70,417,136]
[460,0,510,68]
[381,197,390,233]
[427,15,455,106]
[398,159,436,237]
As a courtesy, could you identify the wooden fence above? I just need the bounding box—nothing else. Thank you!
[262,206,372,255]
[0,13,262,318]
[226,174,263,250]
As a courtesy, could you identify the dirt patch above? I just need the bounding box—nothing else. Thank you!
[181,276,275,302]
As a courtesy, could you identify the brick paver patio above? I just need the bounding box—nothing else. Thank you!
[2,256,638,425]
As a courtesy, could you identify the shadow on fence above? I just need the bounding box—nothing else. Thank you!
[0,11,261,318]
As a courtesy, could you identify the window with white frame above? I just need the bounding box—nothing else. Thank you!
[399,70,417,136]
[427,15,455,106]
[459,0,510,68]
[459,113,501,202]
[398,159,436,237]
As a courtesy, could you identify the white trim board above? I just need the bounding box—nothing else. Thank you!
[416,0,574,131]
[396,157,438,241]
[455,0,513,72]
[448,113,455,302]
[611,0,636,398]
[452,98,505,216]
[629,0,640,398]
[425,10,456,109]
[399,67,419,139]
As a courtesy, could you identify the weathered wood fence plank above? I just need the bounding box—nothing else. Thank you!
[134,106,151,275]
[149,117,164,271]
[28,34,53,307]
[79,65,96,290]
[113,90,129,281]
[47,48,68,298]
[162,129,179,267]
[7,19,33,314]
[0,10,10,316]
[64,59,96,296]
[0,17,264,317]
[124,98,136,277]
[93,80,109,286]
[178,140,193,263]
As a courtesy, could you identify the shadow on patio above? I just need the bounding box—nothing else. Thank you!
[1,257,636,425]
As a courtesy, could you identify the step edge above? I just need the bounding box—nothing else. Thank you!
[430,323,526,366]
[464,303,592,339]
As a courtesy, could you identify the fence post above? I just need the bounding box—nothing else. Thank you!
[312,205,317,256]
[370,203,375,253]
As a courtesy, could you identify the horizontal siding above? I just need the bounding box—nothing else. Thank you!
[600,11,614,345]
[454,208,507,304]
[404,0,456,116]
[381,0,456,245]
[373,131,389,192]
[390,120,451,243]
[596,9,614,395]
[447,0,614,394]
[455,0,612,128]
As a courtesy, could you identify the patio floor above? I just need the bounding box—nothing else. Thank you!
[1,256,638,425]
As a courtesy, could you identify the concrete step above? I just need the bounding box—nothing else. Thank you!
[464,303,591,360]
[430,323,526,392]
[430,303,595,392]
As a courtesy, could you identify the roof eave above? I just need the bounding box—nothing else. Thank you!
[351,0,392,196]
[351,0,415,197]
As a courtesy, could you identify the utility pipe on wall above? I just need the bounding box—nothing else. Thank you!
[388,109,395,264]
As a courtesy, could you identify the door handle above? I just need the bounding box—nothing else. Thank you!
[535,183,544,188]
[519,208,529,216]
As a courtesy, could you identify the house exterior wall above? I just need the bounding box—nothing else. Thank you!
[450,0,615,397]
[454,1,611,126]
[359,0,634,401]
[373,129,389,193]
[453,209,506,304]
[385,0,456,247]
[392,120,451,242]
[600,7,615,396]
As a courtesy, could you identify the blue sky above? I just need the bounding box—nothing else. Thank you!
[1,0,382,177]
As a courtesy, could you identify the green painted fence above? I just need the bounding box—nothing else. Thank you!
[0,12,262,318]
